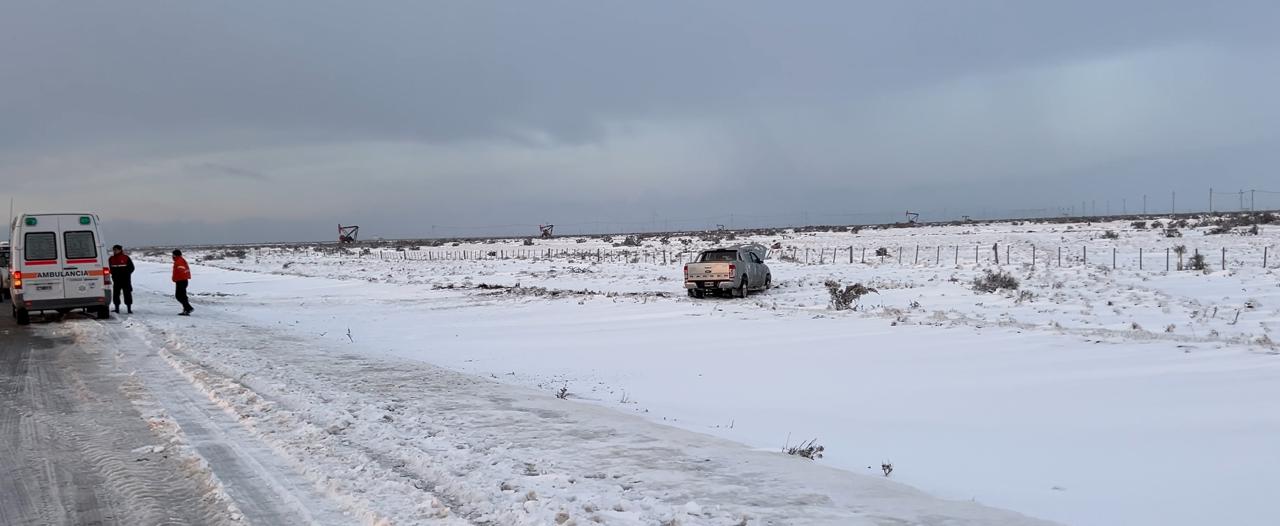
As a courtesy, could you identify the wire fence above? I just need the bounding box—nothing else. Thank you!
[361,244,1279,271]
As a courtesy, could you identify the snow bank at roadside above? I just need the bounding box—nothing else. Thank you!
[124,294,1052,526]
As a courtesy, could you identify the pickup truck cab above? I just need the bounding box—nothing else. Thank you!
[8,213,112,324]
[684,244,771,298]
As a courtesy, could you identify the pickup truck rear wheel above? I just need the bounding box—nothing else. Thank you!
[735,279,748,298]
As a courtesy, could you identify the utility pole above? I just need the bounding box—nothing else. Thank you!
[1240,189,1245,211]
[1209,187,1213,213]
[1251,190,1256,211]
[1143,194,1147,214]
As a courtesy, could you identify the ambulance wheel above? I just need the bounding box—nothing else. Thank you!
[15,308,30,326]
[95,305,111,320]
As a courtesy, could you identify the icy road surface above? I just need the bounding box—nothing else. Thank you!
[0,308,351,525]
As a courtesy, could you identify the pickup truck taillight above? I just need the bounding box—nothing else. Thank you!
[728,263,736,276]
[12,271,21,290]
[683,264,688,276]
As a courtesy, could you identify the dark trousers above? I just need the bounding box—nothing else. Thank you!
[175,280,193,312]
[112,281,133,307]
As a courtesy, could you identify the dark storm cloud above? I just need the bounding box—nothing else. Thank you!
[191,163,270,181]
[2,1,1279,243]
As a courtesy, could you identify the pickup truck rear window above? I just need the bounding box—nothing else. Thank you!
[24,232,58,261]
[699,250,737,262]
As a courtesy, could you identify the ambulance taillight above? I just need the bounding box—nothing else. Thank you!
[12,271,21,290]
[103,267,111,286]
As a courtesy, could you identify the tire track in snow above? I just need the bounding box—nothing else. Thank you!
[94,319,352,526]
[0,318,232,526]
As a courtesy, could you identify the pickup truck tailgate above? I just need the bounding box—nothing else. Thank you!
[686,262,733,281]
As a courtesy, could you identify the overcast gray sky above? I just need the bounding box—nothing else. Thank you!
[3,1,1279,245]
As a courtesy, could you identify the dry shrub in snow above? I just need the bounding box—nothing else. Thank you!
[972,270,1019,293]
[1187,253,1208,271]
[1102,230,1120,240]
[784,438,825,460]
[825,281,878,310]
[875,247,891,257]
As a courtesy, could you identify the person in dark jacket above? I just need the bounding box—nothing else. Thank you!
[172,249,194,315]
[108,245,135,313]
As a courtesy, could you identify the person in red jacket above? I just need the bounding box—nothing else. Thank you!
[109,245,135,313]
[172,249,194,315]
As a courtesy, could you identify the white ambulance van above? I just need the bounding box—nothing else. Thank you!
[8,213,112,325]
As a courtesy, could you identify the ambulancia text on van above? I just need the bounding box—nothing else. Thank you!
[8,213,112,325]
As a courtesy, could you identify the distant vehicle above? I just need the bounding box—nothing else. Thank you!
[8,213,112,325]
[684,244,771,298]
[0,241,10,301]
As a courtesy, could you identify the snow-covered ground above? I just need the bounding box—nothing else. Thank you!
[137,217,1280,525]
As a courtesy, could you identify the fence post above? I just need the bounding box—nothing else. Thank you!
[861,247,866,264]
[898,247,903,265]
[1166,248,1170,271]
[1222,247,1226,270]
[849,246,853,264]
[914,245,919,265]
[1032,245,1036,270]
[975,245,979,265]
[1139,248,1143,270]
[1265,246,1270,268]
[1113,247,1117,269]
[954,246,959,266]
[936,245,942,265]
[1057,246,1062,267]
[1006,245,1010,266]
[1083,246,1087,266]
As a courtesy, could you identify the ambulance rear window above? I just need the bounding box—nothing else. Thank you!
[64,231,98,260]
[24,232,57,261]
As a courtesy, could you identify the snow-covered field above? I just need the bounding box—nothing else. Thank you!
[139,217,1280,525]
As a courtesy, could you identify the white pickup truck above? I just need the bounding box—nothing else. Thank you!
[684,244,771,298]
